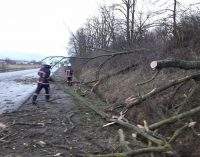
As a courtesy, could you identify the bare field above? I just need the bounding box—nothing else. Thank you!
[0,64,39,72]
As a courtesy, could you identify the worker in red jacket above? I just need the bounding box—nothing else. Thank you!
[65,64,74,86]
[32,64,51,105]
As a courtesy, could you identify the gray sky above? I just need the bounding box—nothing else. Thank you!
[0,0,106,60]
[0,0,199,60]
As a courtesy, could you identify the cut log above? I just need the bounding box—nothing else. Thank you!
[150,59,200,70]
[150,61,158,70]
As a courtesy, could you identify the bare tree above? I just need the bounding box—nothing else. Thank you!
[173,0,178,45]
[130,0,137,43]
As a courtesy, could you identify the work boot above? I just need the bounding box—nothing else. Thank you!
[32,100,40,108]
[45,95,50,102]
[32,101,37,105]
[32,95,37,105]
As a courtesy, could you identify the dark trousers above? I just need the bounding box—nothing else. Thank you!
[32,83,50,103]
[67,77,73,86]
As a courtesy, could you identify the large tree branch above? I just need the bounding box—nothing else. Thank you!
[95,55,117,80]
[168,124,189,143]
[41,47,147,70]
[112,119,165,145]
[149,105,200,130]
[174,84,198,113]
[125,73,200,110]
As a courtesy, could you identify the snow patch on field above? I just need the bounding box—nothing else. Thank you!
[0,81,36,113]
[0,68,57,114]
[0,69,38,81]
[0,69,38,114]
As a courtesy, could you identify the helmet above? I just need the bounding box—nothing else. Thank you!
[42,64,51,69]
[41,60,51,68]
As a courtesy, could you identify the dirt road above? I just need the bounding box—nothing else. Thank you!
[0,74,117,156]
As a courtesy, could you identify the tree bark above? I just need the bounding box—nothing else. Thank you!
[130,0,136,43]
[150,59,200,70]
[173,0,178,42]
[122,0,131,47]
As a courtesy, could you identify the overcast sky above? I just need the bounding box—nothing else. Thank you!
[0,0,107,60]
[0,0,199,60]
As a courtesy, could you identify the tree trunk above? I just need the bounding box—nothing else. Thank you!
[130,0,136,43]
[126,0,131,47]
[150,59,200,70]
[173,0,177,38]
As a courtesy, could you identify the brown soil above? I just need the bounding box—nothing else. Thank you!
[0,81,117,157]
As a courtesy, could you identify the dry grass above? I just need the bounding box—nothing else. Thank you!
[7,64,39,69]
[80,61,200,123]
[77,61,200,155]
[0,64,39,72]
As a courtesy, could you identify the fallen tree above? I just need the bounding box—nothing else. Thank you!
[50,53,200,156]
[41,48,148,64]
[60,75,200,157]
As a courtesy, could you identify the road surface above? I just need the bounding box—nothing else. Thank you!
[0,69,39,114]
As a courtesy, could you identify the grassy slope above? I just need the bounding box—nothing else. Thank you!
[78,63,200,156]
